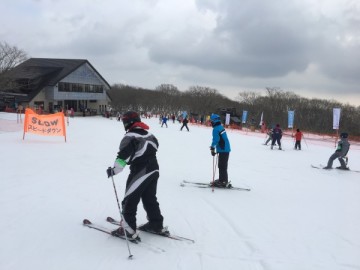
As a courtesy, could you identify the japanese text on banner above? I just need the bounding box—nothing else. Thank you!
[23,108,66,137]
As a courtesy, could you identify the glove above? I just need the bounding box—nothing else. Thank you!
[106,167,115,178]
[210,147,216,156]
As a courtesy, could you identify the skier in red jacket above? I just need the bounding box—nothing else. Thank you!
[294,129,303,150]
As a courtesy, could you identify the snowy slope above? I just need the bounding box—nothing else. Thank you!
[0,112,359,270]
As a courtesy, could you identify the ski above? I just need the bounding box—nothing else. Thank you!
[311,164,325,169]
[106,217,195,243]
[336,168,360,173]
[181,180,251,191]
[82,219,165,252]
[83,219,139,243]
[311,165,360,173]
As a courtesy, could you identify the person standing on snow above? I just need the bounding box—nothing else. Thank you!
[271,124,283,150]
[294,128,303,150]
[264,128,274,145]
[106,111,165,241]
[323,132,350,170]
[180,117,189,131]
[209,114,231,187]
[161,115,168,128]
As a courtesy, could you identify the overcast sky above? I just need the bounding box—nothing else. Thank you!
[1,0,360,106]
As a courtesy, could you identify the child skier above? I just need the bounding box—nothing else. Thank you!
[323,132,350,170]
[294,128,303,150]
[264,128,274,145]
[209,114,231,187]
[106,111,165,241]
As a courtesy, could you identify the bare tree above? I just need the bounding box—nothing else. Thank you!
[235,91,262,105]
[155,84,181,114]
[0,41,28,90]
[184,86,226,115]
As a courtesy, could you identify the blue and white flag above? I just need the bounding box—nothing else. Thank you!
[242,110,248,124]
[333,108,341,129]
[288,111,295,128]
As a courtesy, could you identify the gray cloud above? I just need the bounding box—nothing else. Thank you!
[147,1,324,77]
[1,0,359,105]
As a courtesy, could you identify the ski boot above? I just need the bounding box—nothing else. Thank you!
[111,227,141,242]
[211,179,228,188]
[138,222,169,235]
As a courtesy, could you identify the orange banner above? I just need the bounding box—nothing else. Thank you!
[23,108,66,140]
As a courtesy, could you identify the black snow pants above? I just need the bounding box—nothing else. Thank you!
[218,152,229,183]
[121,158,163,234]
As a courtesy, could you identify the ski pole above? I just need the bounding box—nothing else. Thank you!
[263,134,267,144]
[109,170,133,259]
[212,154,218,192]
[211,156,215,192]
[212,155,215,192]
[303,134,309,148]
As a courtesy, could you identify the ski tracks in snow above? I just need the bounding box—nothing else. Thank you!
[198,196,269,270]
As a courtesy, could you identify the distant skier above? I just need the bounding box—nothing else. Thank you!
[116,111,121,121]
[161,115,168,128]
[323,132,350,170]
[180,117,189,131]
[271,124,282,150]
[106,111,165,241]
[294,128,303,150]
[264,128,274,145]
[209,114,231,187]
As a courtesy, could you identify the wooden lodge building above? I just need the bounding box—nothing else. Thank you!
[1,58,111,115]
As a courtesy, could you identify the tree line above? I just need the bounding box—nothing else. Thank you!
[109,84,360,138]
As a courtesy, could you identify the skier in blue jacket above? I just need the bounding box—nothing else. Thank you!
[209,114,231,187]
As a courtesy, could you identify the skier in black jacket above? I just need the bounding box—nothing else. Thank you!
[180,117,189,131]
[106,111,165,241]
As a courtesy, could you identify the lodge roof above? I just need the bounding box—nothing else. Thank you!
[3,58,111,102]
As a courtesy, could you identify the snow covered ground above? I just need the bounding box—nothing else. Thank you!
[1,112,359,270]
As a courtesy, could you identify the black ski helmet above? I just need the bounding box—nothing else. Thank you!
[340,132,348,139]
[122,111,141,131]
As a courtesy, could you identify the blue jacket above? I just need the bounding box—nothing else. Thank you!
[211,123,231,153]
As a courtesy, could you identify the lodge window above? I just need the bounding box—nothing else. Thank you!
[58,82,104,93]
[58,82,71,92]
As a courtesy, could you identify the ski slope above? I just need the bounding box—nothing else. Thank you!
[1,112,359,270]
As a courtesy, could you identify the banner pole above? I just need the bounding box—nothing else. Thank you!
[335,129,338,148]
[23,108,28,140]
